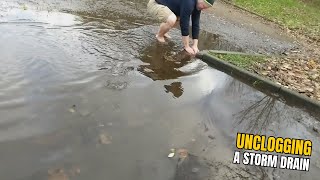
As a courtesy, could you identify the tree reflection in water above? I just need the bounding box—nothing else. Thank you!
[199,78,296,135]
[225,79,291,134]
[234,95,281,133]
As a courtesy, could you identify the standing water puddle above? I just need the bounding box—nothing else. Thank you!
[0,1,319,180]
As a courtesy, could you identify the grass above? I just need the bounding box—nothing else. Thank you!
[233,0,320,39]
[209,51,267,69]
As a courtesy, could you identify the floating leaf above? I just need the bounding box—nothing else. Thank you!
[308,60,317,69]
[177,149,188,159]
[99,133,112,144]
[48,169,69,180]
[168,152,175,158]
[22,4,27,10]
[68,105,76,113]
[69,166,81,177]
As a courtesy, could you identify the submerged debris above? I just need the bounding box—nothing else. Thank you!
[177,148,188,159]
[99,133,112,144]
[48,169,69,180]
[168,148,175,158]
[68,105,76,113]
[208,135,215,140]
[105,80,128,91]
[69,166,81,177]
[48,166,80,180]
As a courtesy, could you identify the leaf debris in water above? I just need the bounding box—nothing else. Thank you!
[48,168,69,180]
[99,133,112,144]
[168,148,175,158]
[177,149,188,159]
[68,105,76,113]
[168,152,175,158]
[69,166,81,177]
[22,4,27,10]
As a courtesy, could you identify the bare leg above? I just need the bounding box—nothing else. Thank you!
[164,18,179,39]
[164,33,171,39]
[156,14,177,43]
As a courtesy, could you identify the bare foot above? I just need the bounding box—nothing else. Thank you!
[164,33,171,39]
[156,34,166,43]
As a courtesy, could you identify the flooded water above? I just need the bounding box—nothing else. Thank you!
[0,1,319,180]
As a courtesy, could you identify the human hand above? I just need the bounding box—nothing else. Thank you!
[184,46,195,55]
[191,45,199,54]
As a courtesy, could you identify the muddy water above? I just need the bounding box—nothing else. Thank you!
[0,1,319,180]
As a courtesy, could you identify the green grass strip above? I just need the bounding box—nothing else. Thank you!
[233,0,320,38]
[209,50,267,69]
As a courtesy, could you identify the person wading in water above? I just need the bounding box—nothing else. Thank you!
[147,0,214,55]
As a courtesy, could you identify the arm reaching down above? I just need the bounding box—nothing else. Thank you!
[179,0,202,55]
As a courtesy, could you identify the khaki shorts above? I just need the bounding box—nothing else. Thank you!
[147,0,173,23]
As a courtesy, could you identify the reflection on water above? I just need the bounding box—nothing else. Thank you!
[164,82,184,98]
[138,42,192,81]
[234,96,280,133]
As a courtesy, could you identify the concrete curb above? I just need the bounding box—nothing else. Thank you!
[196,51,320,114]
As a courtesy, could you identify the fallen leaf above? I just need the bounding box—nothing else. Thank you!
[168,152,175,158]
[306,88,314,92]
[192,167,200,173]
[69,166,81,177]
[99,133,112,144]
[311,73,319,80]
[208,135,215,140]
[288,72,295,76]
[308,60,317,69]
[177,149,188,159]
[98,123,105,127]
[68,105,76,113]
[22,4,27,10]
[48,169,69,180]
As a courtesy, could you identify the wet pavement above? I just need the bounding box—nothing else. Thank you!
[0,0,319,180]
